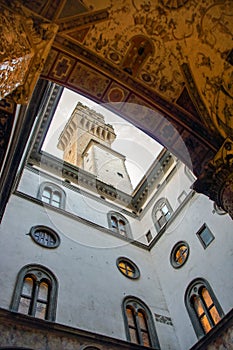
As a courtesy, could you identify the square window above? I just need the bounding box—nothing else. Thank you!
[196,224,214,248]
[146,231,152,243]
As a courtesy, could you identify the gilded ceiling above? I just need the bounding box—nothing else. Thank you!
[1,0,233,177]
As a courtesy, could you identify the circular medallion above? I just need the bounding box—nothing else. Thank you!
[108,87,124,102]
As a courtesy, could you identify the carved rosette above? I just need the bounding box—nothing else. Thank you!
[0,2,58,104]
[193,138,233,219]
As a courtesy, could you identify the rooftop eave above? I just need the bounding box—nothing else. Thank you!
[29,151,134,210]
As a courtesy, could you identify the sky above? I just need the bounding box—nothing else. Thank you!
[43,88,163,189]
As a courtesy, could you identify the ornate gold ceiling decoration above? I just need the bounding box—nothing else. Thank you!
[160,0,189,9]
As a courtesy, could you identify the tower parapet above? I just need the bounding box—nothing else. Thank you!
[57,102,133,194]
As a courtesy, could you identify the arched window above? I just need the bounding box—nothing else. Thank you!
[185,279,224,338]
[38,182,66,209]
[11,265,58,321]
[152,198,173,232]
[107,212,132,238]
[123,297,160,349]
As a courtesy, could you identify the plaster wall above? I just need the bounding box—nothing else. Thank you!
[150,193,233,350]
[17,167,143,239]
[135,163,195,244]
[0,193,180,349]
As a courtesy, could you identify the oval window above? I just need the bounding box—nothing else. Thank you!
[29,226,60,248]
[117,257,140,279]
[170,241,189,268]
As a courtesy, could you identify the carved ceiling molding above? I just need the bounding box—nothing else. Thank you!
[0,1,58,104]
[181,62,222,138]
[56,8,109,33]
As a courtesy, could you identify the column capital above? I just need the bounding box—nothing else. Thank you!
[193,138,233,219]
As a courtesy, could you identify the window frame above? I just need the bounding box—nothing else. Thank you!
[152,198,173,232]
[122,297,160,349]
[185,278,224,339]
[29,225,60,249]
[117,257,140,279]
[37,182,66,209]
[196,224,215,249]
[107,211,132,239]
[170,241,189,269]
[11,264,58,321]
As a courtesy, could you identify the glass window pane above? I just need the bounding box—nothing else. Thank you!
[193,296,205,316]
[22,277,33,296]
[158,215,166,227]
[18,297,31,315]
[141,331,150,347]
[138,311,147,331]
[129,328,138,344]
[175,246,188,264]
[35,301,47,319]
[38,281,48,301]
[200,314,212,333]
[200,227,213,246]
[52,192,61,207]
[111,216,117,228]
[126,265,134,277]
[42,196,50,204]
[126,307,136,327]
[42,189,51,203]
[202,288,213,308]
[52,192,61,202]
[161,204,169,215]
[52,200,60,208]
[119,220,125,227]
[119,220,126,235]
[210,306,221,325]
[119,262,127,273]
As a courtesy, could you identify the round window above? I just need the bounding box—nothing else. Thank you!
[29,226,60,248]
[170,241,189,268]
[117,257,140,279]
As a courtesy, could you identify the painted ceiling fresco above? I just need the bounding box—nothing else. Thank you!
[1,0,233,177]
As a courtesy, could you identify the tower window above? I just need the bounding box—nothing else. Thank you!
[152,198,173,232]
[123,297,160,349]
[107,211,132,238]
[185,279,224,338]
[11,265,58,321]
[196,224,214,249]
[117,257,140,279]
[38,182,66,209]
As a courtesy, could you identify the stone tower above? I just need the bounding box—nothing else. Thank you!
[57,102,133,194]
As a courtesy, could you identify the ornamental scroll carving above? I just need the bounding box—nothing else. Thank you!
[0,1,58,104]
[193,138,233,219]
